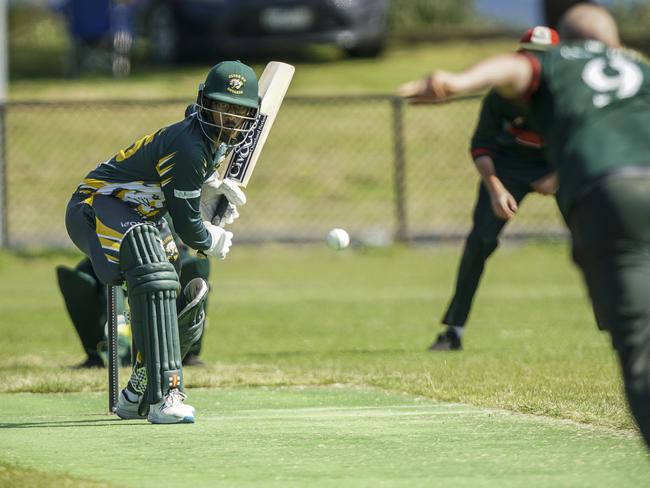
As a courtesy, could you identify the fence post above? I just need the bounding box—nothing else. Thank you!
[391,96,408,243]
[0,105,6,248]
[0,1,6,248]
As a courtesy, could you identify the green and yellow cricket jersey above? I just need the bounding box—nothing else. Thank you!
[522,41,650,217]
[74,111,228,251]
[471,90,549,173]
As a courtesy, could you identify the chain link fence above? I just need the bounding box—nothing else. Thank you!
[3,95,566,248]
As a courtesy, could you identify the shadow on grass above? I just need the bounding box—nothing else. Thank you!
[240,349,412,359]
[0,417,142,429]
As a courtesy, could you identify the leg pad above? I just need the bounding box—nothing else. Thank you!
[120,224,182,405]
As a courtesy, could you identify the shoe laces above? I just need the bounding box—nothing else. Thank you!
[164,388,187,408]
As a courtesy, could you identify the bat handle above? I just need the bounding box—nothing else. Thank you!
[213,195,230,225]
[198,196,231,258]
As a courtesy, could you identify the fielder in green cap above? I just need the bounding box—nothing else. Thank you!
[65,61,260,424]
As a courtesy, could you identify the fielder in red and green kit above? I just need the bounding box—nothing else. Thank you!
[399,4,650,448]
[65,61,259,424]
[431,26,560,351]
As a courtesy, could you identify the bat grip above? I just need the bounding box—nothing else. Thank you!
[197,195,230,259]
[213,195,230,224]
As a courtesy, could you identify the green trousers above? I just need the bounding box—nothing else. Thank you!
[570,172,650,449]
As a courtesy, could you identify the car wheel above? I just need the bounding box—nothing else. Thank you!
[148,3,179,64]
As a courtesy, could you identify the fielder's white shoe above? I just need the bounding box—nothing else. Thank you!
[115,389,146,420]
[147,389,195,424]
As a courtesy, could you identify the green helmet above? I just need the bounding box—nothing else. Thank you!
[196,61,260,146]
[202,61,260,108]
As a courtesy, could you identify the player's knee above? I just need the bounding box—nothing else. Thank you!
[120,224,179,295]
[93,264,123,287]
[466,231,499,257]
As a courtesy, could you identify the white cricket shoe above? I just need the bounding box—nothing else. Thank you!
[115,389,146,420]
[147,389,195,424]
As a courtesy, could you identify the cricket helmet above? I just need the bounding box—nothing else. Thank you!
[196,60,260,147]
[519,26,560,51]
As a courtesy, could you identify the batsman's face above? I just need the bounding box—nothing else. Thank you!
[210,101,254,139]
[197,96,258,147]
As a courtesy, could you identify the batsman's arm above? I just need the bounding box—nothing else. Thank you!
[162,149,213,251]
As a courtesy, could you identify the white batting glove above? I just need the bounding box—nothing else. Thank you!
[200,175,246,227]
[203,221,233,259]
[220,203,240,226]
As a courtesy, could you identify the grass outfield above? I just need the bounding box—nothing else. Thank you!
[0,243,648,485]
[2,388,648,488]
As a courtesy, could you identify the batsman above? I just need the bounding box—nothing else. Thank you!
[65,61,260,424]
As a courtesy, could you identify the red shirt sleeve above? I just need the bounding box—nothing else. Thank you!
[470,147,493,159]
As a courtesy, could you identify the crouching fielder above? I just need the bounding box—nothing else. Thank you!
[65,60,260,424]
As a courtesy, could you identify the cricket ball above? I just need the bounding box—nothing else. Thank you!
[326,228,350,250]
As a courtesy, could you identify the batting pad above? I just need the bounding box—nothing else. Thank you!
[177,277,209,359]
[120,224,183,405]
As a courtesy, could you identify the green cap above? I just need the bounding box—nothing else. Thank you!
[202,61,259,109]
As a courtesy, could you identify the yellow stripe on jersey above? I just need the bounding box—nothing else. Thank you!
[81,178,109,190]
[115,130,159,163]
[156,152,176,177]
[99,236,121,253]
[161,176,173,187]
[106,254,120,264]
[95,218,123,240]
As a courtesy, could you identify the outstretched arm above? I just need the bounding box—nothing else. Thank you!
[397,53,534,103]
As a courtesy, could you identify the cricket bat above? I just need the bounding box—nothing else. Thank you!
[212,61,295,220]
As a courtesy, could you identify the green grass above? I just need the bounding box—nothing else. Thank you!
[1,244,647,485]
[2,388,648,488]
[0,244,631,428]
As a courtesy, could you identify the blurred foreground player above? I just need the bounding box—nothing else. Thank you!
[399,4,650,448]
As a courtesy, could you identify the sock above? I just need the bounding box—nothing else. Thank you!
[450,326,464,338]
[124,388,140,402]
